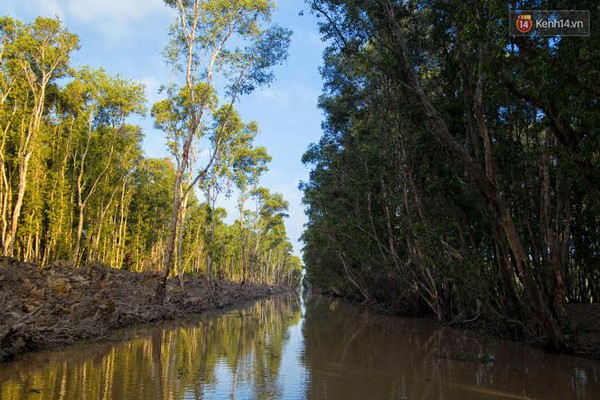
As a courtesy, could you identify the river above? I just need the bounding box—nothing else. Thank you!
[1,294,599,399]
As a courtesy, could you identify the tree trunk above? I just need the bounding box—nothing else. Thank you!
[4,152,31,256]
[388,6,561,348]
[207,201,216,282]
[239,197,247,285]
[158,168,183,304]
[541,136,566,320]
[175,189,189,287]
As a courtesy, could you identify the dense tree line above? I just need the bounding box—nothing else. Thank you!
[0,9,301,288]
[301,0,599,348]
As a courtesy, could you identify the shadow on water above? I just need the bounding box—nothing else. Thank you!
[301,296,600,400]
[1,293,600,399]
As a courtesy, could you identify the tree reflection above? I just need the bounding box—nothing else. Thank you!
[300,295,600,400]
[1,294,599,400]
[0,293,301,400]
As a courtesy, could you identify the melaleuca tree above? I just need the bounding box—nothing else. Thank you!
[154,0,291,301]
[302,0,599,348]
[0,17,79,257]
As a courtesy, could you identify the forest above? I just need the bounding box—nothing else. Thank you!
[2,1,600,396]
[301,0,599,350]
[0,1,302,291]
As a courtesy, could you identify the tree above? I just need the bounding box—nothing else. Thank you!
[128,158,176,271]
[154,0,291,302]
[0,17,78,256]
[232,142,271,284]
[63,67,145,265]
[249,187,288,283]
[302,0,600,349]
[0,15,300,291]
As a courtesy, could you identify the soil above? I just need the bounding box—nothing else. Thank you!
[0,257,287,363]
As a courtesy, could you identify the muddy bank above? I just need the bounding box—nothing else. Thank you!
[0,257,288,363]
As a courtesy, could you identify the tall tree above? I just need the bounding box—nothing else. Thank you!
[232,144,271,284]
[155,0,291,302]
[63,67,144,265]
[302,0,600,349]
[0,17,78,256]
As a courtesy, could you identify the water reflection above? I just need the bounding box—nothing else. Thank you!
[0,294,305,400]
[301,296,600,400]
[1,294,600,399]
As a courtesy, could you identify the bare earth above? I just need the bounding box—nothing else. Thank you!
[0,257,287,363]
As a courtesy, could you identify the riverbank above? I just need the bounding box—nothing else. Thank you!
[444,303,600,360]
[0,257,288,363]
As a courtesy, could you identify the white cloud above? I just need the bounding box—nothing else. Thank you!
[74,0,171,39]
[17,0,171,39]
[138,75,162,104]
[258,88,277,100]
[65,0,165,26]
[3,0,64,20]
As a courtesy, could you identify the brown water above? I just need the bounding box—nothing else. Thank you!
[1,294,599,400]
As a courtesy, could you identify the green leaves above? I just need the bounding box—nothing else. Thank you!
[1,16,79,84]
[64,67,145,127]
[232,145,271,190]
[0,11,297,285]
[302,0,600,324]
[1,16,81,257]
[230,25,292,95]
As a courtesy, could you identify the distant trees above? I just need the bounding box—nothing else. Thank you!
[0,15,301,289]
[302,0,599,348]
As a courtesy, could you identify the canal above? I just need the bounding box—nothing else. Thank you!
[1,294,599,399]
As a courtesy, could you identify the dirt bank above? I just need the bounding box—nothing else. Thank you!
[0,257,287,363]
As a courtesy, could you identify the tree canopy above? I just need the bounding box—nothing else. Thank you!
[0,14,301,290]
[301,0,599,349]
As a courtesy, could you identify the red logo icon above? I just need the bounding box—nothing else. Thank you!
[516,14,533,33]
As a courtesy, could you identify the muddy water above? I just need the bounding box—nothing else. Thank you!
[1,295,599,400]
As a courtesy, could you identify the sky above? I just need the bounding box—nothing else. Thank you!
[0,0,326,257]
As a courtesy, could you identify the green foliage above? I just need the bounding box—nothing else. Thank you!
[0,15,300,287]
[302,0,600,332]
[153,0,292,294]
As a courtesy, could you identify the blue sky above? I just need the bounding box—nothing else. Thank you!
[0,0,326,257]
